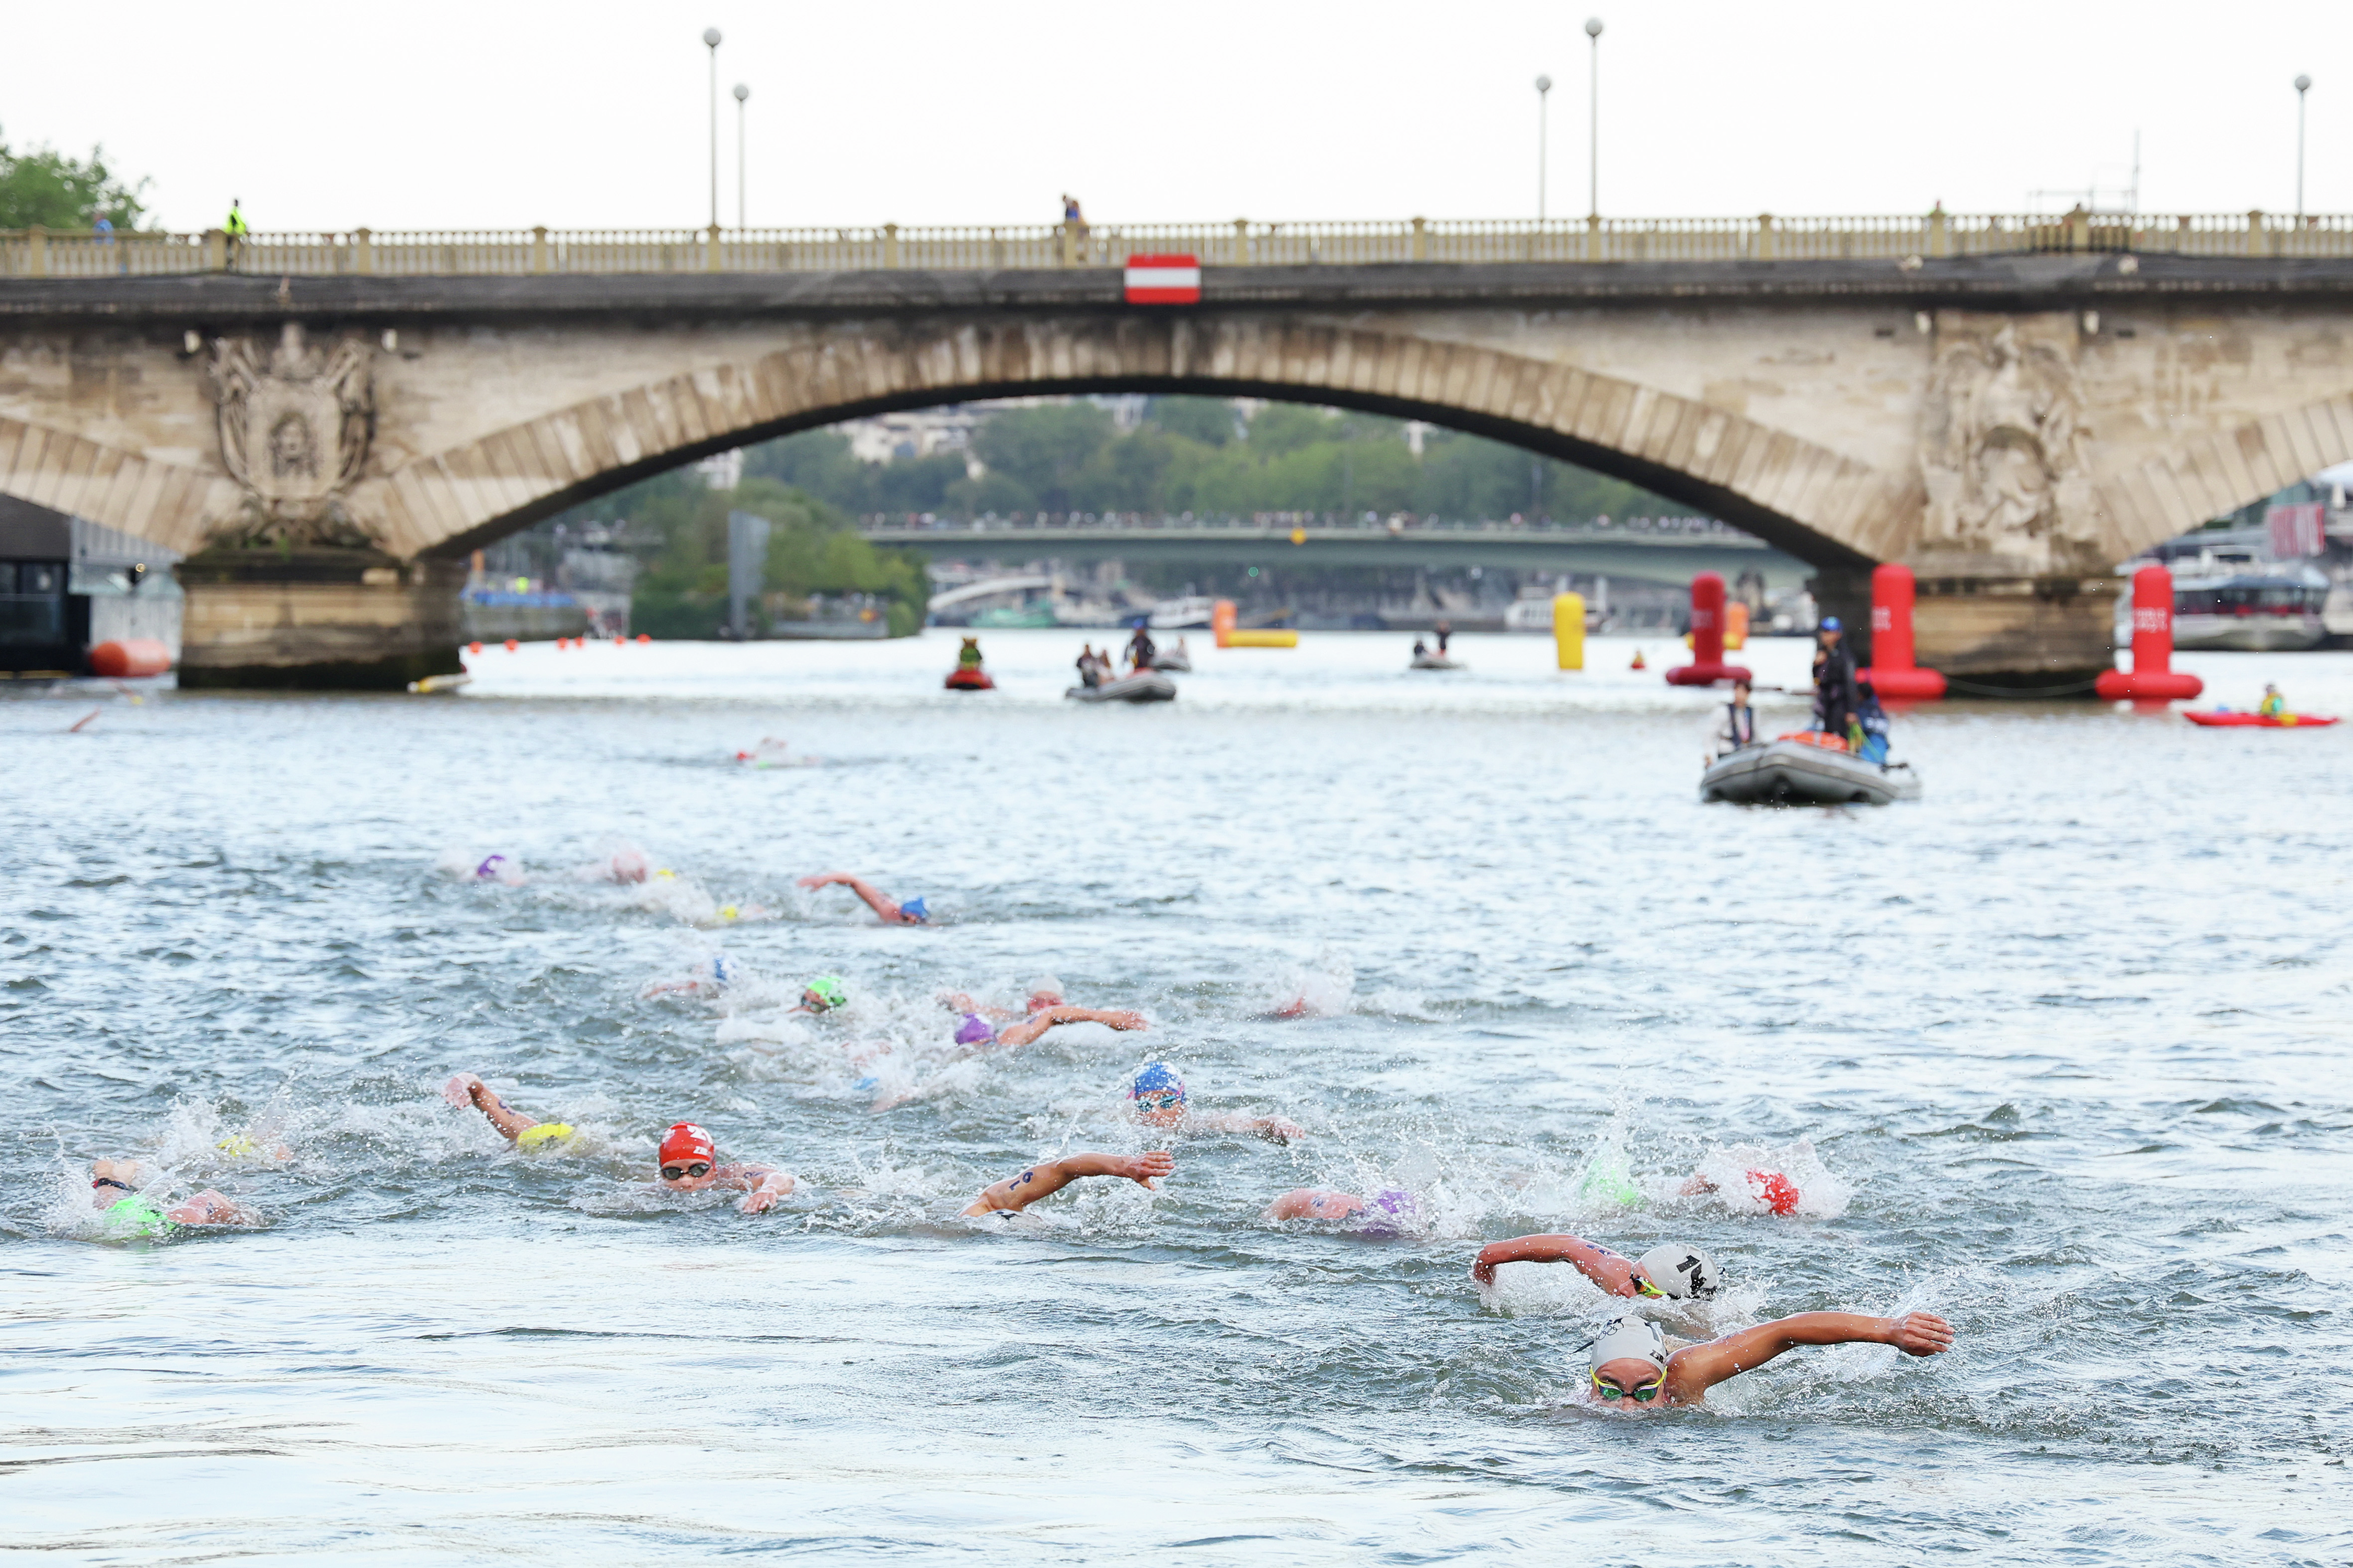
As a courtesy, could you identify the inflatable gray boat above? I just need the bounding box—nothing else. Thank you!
[1700,739,1921,806]
[1065,671,1178,704]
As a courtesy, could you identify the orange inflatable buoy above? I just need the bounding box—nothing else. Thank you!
[504,639,520,652]
[636,633,651,643]
[89,639,172,678]
[467,641,483,655]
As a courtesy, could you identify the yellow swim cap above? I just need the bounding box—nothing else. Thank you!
[516,1123,576,1152]
[216,1134,259,1157]
[718,904,739,922]
[654,869,676,881]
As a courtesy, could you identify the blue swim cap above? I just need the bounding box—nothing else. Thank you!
[954,1012,995,1046]
[1819,616,1843,631]
[711,956,733,987]
[1130,1061,1185,1100]
[898,897,930,924]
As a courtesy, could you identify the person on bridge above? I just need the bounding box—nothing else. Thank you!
[1811,617,1859,742]
[1124,620,1157,672]
[1574,1308,1954,1411]
[443,1076,795,1212]
[1704,676,1761,762]
[1469,1230,1724,1302]
[963,1149,1170,1217]
[1128,1060,1305,1143]
[798,871,929,925]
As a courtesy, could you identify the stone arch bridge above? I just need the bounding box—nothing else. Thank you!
[3,253,2350,685]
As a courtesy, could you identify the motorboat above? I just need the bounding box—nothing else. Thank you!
[2183,709,2337,728]
[1149,596,1217,630]
[1065,671,1177,704]
[1701,736,1921,806]
[1150,648,1193,673]
[1409,652,1465,670]
[2133,557,2331,652]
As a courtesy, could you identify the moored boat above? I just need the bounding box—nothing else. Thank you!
[1065,671,1177,704]
[1701,736,1921,806]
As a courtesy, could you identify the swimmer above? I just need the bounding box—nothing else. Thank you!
[1264,1186,1416,1233]
[948,1000,1149,1057]
[466,853,526,885]
[575,846,650,884]
[791,975,850,1015]
[650,1121,797,1213]
[442,1072,584,1152]
[938,976,1067,1021]
[640,954,737,998]
[1129,1062,1305,1143]
[798,871,929,926]
[84,1158,255,1234]
[962,1150,1174,1216]
[1469,1231,1723,1300]
[1680,1167,1801,1216]
[1578,1308,1954,1411]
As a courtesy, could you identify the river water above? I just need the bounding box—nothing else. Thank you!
[6,629,2350,1565]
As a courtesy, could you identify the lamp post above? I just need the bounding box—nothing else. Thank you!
[1536,75,1553,220]
[734,83,750,228]
[2295,74,2312,221]
[702,27,723,230]
[1584,18,1604,221]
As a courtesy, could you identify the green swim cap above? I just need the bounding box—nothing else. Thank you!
[1576,1148,1642,1208]
[103,1195,176,1239]
[516,1122,576,1152]
[804,975,848,1012]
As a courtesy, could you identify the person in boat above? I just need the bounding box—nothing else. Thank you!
[1851,676,1891,763]
[956,636,985,671]
[83,1158,257,1235]
[1811,616,1859,742]
[1127,1060,1305,1143]
[1574,1309,1954,1411]
[1076,643,1103,688]
[1704,677,1761,762]
[798,871,929,925]
[1435,619,1454,656]
[1412,636,1429,660]
[443,1076,795,1212]
[1469,1231,1724,1301]
[1124,620,1158,673]
[2259,683,2286,718]
[963,1149,1172,1216]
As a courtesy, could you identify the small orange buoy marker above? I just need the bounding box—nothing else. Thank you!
[1630,648,1647,670]
[1865,564,1946,699]
[636,633,651,643]
[504,639,520,652]
[467,641,483,655]
[1664,572,1751,686]
[2094,564,2202,702]
[613,636,625,647]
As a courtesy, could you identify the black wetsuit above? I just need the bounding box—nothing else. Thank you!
[1814,640,1859,737]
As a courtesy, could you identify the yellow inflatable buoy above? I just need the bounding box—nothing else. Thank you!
[1552,592,1585,671]
[1224,629,1298,648]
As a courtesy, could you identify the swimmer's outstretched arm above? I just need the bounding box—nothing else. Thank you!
[1184,1111,1307,1144]
[961,1151,1173,1216]
[1469,1232,1642,1294]
[1663,1311,1954,1403]
[798,872,912,925]
[442,1073,541,1143]
[715,1163,797,1214]
[986,1006,1149,1053]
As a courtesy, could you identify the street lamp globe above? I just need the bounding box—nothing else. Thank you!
[1585,17,1604,39]
[702,27,721,48]
[734,83,749,102]
[2296,74,2312,93]
[1536,74,1552,94]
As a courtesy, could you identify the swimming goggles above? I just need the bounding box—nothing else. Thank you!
[660,1161,713,1181]
[91,1176,135,1193]
[1133,1091,1185,1113]
[1631,1274,1666,1299]
[1592,1370,1667,1402]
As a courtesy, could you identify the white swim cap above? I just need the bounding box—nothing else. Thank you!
[1584,1316,1668,1376]
[1636,1244,1722,1300]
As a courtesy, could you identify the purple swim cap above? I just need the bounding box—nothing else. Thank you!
[1355,1188,1419,1238]
[474,855,506,879]
[953,1012,994,1046]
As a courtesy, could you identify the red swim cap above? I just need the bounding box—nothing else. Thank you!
[660,1123,716,1166]
[1748,1169,1800,1216]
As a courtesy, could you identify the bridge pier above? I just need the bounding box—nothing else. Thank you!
[174,549,465,690]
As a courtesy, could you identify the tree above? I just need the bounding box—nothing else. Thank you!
[1146,396,1235,446]
[971,403,1116,511]
[0,128,147,229]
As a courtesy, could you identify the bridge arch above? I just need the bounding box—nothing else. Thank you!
[362,317,1920,569]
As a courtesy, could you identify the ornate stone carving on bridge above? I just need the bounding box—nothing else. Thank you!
[1918,313,2101,571]
[205,323,377,548]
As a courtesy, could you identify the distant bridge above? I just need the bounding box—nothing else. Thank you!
[865,520,1806,589]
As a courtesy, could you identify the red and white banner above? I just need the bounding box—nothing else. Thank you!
[2267,501,2326,559]
[1124,253,1201,305]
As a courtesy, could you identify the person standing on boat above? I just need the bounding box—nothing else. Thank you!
[1124,620,1157,673]
[1812,617,1859,742]
[1076,643,1103,688]
[1435,620,1454,656]
[1704,677,1760,762]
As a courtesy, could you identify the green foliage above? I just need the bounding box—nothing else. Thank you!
[733,398,1679,523]
[564,467,928,639]
[0,126,147,229]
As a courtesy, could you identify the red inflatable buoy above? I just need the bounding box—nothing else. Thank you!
[2095,564,2202,702]
[1665,572,1751,687]
[88,639,172,678]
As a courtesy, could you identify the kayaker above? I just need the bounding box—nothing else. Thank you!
[963,1149,1172,1216]
[1812,617,1859,741]
[1124,620,1158,672]
[798,871,930,925]
[83,1158,255,1235]
[2259,683,2286,718]
[1127,1061,1305,1143]
[956,636,985,671]
[1469,1230,1723,1300]
[1576,1309,1953,1410]
[1703,677,1760,762]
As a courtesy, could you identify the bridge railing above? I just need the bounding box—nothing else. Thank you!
[6,213,2352,278]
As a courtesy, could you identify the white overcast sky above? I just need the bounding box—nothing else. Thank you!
[2,1,2345,233]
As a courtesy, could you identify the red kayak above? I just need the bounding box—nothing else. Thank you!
[2183,710,2337,728]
